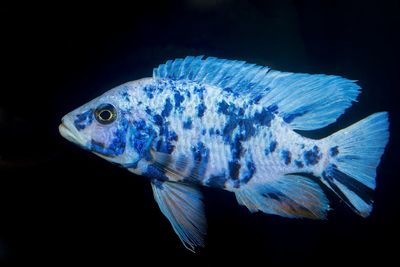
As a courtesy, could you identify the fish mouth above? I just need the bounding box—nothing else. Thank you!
[59,120,86,146]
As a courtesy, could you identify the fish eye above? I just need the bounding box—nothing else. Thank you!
[95,104,117,124]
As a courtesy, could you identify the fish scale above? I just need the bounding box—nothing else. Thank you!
[59,56,389,252]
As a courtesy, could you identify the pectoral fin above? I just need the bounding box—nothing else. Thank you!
[151,180,207,252]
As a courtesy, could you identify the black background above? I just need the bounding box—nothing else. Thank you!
[1,1,399,265]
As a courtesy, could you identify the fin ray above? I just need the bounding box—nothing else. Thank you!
[151,181,207,252]
[235,175,329,219]
[321,112,389,217]
[154,56,360,130]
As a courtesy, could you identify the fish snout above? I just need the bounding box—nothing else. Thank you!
[59,117,87,146]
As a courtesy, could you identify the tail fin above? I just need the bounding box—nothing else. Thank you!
[321,112,389,217]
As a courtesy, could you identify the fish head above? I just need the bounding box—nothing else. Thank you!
[59,81,151,166]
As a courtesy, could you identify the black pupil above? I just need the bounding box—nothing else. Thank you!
[99,110,112,121]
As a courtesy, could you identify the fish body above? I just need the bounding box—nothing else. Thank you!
[59,56,389,251]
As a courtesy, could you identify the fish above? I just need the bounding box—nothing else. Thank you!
[59,56,389,252]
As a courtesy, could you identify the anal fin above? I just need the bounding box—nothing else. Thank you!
[235,175,330,219]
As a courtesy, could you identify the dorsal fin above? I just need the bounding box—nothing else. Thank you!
[153,56,361,130]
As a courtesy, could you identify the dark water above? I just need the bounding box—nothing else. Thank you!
[1,1,399,265]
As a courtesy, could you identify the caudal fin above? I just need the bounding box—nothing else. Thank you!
[321,112,389,217]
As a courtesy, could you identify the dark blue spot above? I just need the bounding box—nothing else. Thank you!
[151,179,165,189]
[228,161,241,180]
[252,95,262,104]
[152,115,177,155]
[267,104,278,113]
[191,142,210,178]
[144,164,169,181]
[156,124,178,152]
[173,91,184,108]
[135,119,146,128]
[207,175,227,188]
[152,114,163,126]
[222,116,239,142]
[168,131,178,142]
[215,129,220,135]
[253,108,274,127]
[223,107,274,144]
[209,128,215,135]
[265,140,278,156]
[108,137,126,156]
[218,100,231,115]
[269,141,277,153]
[194,86,205,99]
[329,146,339,157]
[145,107,152,115]
[121,91,130,102]
[239,119,256,139]
[224,87,233,94]
[197,103,206,117]
[183,118,192,129]
[241,160,256,184]
[143,84,155,99]
[223,87,239,98]
[129,119,156,159]
[304,145,322,166]
[294,160,304,168]
[281,150,292,165]
[74,109,93,131]
[231,134,244,160]
[191,142,209,162]
[202,129,206,135]
[283,110,307,123]
[161,98,173,117]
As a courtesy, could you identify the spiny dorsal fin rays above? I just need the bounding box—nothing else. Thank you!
[153,56,360,130]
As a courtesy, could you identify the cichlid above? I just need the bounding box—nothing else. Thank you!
[59,56,389,252]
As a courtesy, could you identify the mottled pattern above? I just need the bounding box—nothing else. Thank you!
[304,145,322,166]
[90,115,129,157]
[60,56,389,252]
[65,69,346,194]
[118,77,328,191]
[329,146,339,157]
[74,109,93,130]
[129,119,155,160]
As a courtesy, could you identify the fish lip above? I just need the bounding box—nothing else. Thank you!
[59,121,86,146]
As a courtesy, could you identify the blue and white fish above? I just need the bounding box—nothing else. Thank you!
[59,56,389,252]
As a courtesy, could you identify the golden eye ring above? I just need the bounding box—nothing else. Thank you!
[95,104,117,124]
